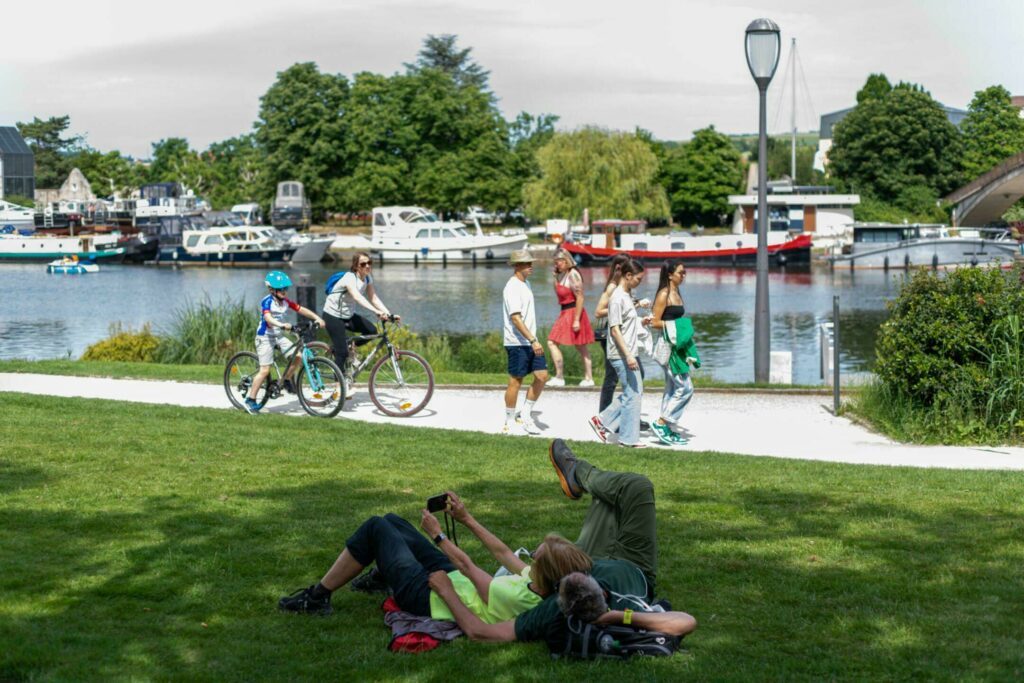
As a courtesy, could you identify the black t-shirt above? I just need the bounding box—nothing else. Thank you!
[513,558,651,647]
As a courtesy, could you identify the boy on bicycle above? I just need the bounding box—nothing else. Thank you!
[245,270,325,414]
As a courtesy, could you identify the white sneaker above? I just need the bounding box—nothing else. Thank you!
[520,416,541,435]
[501,422,513,435]
[547,377,565,387]
[345,382,356,400]
[578,378,595,388]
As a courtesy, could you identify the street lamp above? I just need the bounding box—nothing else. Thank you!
[745,18,781,383]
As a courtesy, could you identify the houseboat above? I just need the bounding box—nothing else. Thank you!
[562,219,812,267]
[369,206,527,263]
[828,223,1020,269]
[0,230,156,263]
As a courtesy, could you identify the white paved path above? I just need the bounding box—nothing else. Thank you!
[3,373,1023,471]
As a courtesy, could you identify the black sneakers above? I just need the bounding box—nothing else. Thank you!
[350,568,390,594]
[278,585,333,615]
[549,439,583,500]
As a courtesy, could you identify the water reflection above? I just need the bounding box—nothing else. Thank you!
[0,261,900,384]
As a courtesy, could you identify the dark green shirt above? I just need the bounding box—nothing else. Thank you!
[513,558,651,646]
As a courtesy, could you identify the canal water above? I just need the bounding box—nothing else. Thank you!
[1,262,903,384]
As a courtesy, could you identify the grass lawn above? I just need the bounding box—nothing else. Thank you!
[0,359,834,392]
[3,396,1022,681]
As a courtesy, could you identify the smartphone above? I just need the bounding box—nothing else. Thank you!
[426,493,450,513]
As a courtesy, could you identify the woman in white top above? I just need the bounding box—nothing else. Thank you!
[322,251,399,396]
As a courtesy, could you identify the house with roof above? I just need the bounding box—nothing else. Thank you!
[0,127,35,201]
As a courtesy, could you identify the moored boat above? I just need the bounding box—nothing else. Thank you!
[156,225,296,266]
[46,257,99,274]
[563,220,812,267]
[369,206,527,263]
[0,230,156,263]
[827,223,1019,269]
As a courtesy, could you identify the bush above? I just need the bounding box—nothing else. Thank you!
[82,323,160,362]
[867,265,1024,442]
[154,297,253,365]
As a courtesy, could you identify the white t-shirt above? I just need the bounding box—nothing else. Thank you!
[502,276,536,346]
[324,272,371,319]
[606,286,639,361]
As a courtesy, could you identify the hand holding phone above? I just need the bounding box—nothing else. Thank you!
[426,493,450,513]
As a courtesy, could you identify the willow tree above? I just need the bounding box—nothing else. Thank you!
[523,127,670,221]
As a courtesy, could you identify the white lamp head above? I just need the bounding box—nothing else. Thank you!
[745,18,781,87]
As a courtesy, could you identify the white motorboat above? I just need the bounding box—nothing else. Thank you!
[369,206,527,263]
[828,223,1020,269]
[158,225,295,265]
[0,200,35,231]
[47,257,99,274]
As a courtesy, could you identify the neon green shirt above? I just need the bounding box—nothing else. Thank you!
[430,565,541,624]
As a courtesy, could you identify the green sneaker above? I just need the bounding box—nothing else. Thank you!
[653,422,675,446]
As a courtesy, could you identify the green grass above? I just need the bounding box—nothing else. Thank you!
[2,393,1022,680]
[0,359,835,392]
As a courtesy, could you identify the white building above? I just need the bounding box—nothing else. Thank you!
[728,181,859,246]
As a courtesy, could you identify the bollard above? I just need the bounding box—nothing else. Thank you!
[833,295,840,413]
[413,253,418,267]
[295,272,316,312]
[472,251,477,267]
[442,252,448,268]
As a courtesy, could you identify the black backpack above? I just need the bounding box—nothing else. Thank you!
[550,616,681,660]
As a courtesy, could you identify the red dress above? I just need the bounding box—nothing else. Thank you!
[548,276,595,345]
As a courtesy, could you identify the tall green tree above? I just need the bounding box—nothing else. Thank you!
[662,126,745,226]
[405,34,490,92]
[15,115,82,189]
[203,134,265,209]
[69,148,144,198]
[959,85,1024,178]
[255,62,350,211]
[856,73,892,104]
[829,86,962,204]
[523,127,669,222]
[147,138,193,183]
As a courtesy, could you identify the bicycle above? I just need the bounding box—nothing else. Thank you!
[340,315,435,417]
[223,321,345,418]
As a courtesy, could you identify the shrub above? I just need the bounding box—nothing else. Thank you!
[867,265,1024,442]
[154,297,253,365]
[82,323,160,362]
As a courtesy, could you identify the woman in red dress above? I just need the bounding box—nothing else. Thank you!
[546,249,595,386]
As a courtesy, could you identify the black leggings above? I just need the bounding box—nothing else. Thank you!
[323,313,376,370]
[345,513,455,616]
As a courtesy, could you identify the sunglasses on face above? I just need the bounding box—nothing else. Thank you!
[359,261,372,267]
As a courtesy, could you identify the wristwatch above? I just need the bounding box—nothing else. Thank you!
[433,532,448,546]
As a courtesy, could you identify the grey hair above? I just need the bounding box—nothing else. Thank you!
[557,572,608,623]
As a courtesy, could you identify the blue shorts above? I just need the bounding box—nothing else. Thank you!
[506,345,547,378]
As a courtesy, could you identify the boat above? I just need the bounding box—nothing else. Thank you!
[156,224,296,265]
[0,199,35,231]
[827,223,1020,269]
[369,206,527,263]
[206,210,333,263]
[46,257,99,274]
[0,229,156,263]
[271,181,311,230]
[562,219,812,267]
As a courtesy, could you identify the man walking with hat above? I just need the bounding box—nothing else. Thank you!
[502,249,548,435]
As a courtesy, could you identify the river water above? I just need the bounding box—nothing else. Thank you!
[1,261,903,384]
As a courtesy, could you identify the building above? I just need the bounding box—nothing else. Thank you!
[0,127,35,200]
[814,102,968,171]
[35,168,96,206]
[728,180,859,245]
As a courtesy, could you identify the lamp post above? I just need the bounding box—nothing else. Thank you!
[745,18,781,383]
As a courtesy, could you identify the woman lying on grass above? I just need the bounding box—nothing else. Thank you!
[278,492,591,624]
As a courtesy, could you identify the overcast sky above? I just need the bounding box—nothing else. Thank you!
[3,0,1022,158]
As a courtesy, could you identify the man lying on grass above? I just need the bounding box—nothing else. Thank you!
[279,439,696,648]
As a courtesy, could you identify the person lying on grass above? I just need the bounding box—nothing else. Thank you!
[278,493,591,624]
[426,439,697,648]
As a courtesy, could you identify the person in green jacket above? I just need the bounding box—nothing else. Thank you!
[650,261,699,445]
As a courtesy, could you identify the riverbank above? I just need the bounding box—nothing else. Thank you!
[2,393,1022,680]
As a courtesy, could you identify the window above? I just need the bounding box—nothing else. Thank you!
[634,242,647,250]
[186,235,201,247]
[430,229,441,238]
[374,213,387,227]
[416,229,429,239]
[671,242,685,250]
[204,235,223,245]
[442,229,455,238]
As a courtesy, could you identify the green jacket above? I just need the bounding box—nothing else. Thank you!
[664,317,701,376]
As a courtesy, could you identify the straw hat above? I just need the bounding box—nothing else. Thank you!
[509,249,535,265]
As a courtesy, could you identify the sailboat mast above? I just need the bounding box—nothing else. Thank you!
[790,37,797,181]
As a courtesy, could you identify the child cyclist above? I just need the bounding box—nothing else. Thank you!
[245,271,325,414]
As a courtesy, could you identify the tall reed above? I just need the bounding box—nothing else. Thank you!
[154,297,253,365]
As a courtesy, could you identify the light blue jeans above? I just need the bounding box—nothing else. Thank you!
[599,358,643,446]
[660,368,693,427]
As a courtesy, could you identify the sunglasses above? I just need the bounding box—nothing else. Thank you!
[359,261,372,267]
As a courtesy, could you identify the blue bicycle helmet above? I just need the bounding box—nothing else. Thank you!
[265,270,292,290]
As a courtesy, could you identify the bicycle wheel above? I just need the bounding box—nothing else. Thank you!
[296,356,345,418]
[368,349,435,417]
[224,351,270,410]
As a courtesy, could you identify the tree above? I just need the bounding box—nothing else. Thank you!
[147,138,193,183]
[960,85,1024,179]
[856,73,892,104]
[662,126,745,226]
[255,62,350,212]
[69,148,144,198]
[523,127,670,222]
[15,115,83,189]
[763,135,822,184]
[405,34,490,92]
[828,87,962,204]
[203,135,266,209]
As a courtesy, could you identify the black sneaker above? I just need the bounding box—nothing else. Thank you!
[549,439,583,500]
[350,568,390,594]
[640,419,651,432]
[282,378,296,394]
[278,585,333,615]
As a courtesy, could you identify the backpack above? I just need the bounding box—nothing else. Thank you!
[324,271,346,296]
[550,616,681,661]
